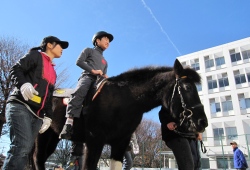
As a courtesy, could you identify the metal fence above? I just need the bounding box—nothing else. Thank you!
[98,134,250,170]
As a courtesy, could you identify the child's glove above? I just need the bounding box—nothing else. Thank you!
[20,83,38,101]
[39,116,52,134]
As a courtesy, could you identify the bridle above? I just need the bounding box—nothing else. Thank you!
[168,76,207,151]
[170,76,203,131]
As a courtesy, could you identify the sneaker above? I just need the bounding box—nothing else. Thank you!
[59,124,73,139]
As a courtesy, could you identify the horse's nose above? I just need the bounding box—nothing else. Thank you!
[199,118,208,128]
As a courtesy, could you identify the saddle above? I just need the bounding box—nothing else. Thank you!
[53,88,75,98]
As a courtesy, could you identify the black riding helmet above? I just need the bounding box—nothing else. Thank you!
[92,31,114,46]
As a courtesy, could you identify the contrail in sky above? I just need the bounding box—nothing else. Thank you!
[141,0,182,55]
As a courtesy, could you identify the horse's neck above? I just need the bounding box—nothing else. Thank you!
[130,77,170,107]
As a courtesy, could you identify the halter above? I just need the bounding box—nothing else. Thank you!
[170,76,203,130]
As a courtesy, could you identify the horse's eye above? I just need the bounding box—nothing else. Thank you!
[183,84,192,91]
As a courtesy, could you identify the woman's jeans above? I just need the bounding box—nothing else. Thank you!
[2,102,42,170]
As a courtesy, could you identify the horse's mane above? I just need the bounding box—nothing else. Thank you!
[108,65,201,84]
[108,66,173,82]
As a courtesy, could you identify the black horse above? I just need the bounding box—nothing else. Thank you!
[31,59,208,170]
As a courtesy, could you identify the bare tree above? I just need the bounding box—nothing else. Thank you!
[54,63,72,89]
[0,36,30,136]
[50,139,72,166]
[134,118,170,168]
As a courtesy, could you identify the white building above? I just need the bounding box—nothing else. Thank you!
[177,37,250,169]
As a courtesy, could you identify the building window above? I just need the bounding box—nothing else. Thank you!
[238,94,250,109]
[191,59,200,71]
[210,102,221,113]
[234,74,246,84]
[191,62,200,71]
[230,49,241,62]
[213,128,224,140]
[196,84,202,92]
[215,56,225,66]
[229,158,234,169]
[222,100,233,112]
[226,127,238,140]
[246,98,250,108]
[208,79,217,89]
[201,158,210,169]
[218,77,229,87]
[242,50,250,60]
[205,58,214,68]
[217,157,228,169]
[247,73,250,82]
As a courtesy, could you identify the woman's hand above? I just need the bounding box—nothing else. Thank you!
[197,133,202,141]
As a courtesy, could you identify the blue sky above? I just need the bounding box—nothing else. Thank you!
[1,0,250,154]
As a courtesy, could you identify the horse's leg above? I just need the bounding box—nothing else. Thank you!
[109,138,131,170]
[33,128,60,170]
[110,159,122,170]
[109,146,125,170]
[82,144,88,170]
[84,139,104,170]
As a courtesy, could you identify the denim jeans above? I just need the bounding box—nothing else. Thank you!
[2,102,42,170]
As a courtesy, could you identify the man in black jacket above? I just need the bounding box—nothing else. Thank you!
[159,106,201,170]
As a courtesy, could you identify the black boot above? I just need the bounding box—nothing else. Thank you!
[59,124,73,139]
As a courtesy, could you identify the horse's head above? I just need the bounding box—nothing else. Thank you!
[163,59,208,133]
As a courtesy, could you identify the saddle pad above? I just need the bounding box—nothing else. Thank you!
[92,79,107,100]
[53,88,74,98]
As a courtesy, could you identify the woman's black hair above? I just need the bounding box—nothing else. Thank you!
[29,44,47,53]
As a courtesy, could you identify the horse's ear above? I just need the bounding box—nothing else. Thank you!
[173,59,183,78]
